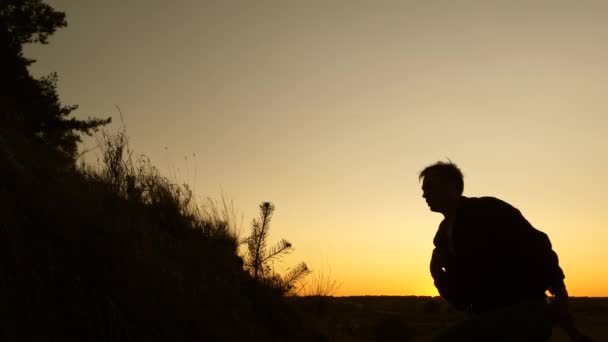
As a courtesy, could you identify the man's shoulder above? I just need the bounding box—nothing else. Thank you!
[460,195,513,208]
[458,196,520,217]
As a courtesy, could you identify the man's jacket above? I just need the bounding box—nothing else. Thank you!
[431,196,565,313]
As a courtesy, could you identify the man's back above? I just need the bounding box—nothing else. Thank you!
[433,196,565,313]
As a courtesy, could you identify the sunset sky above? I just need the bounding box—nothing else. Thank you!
[26,0,608,297]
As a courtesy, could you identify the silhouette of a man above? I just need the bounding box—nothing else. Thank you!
[420,161,590,342]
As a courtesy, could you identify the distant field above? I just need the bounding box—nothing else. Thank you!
[290,296,608,341]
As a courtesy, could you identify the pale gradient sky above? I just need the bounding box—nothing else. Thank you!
[26,0,608,296]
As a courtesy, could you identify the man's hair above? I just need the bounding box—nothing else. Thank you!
[418,160,464,194]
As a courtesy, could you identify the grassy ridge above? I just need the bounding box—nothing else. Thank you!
[1,2,315,339]
[0,129,308,341]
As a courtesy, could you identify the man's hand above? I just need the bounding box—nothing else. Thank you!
[549,285,593,342]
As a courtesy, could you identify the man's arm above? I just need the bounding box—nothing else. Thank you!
[533,230,592,341]
[430,248,469,310]
[430,247,445,279]
[550,283,593,342]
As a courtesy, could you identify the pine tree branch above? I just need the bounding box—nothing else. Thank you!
[260,238,292,264]
[282,262,310,289]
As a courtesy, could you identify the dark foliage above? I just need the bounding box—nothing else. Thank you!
[1,0,111,169]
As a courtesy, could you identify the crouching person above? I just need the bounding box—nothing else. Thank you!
[419,161,590,342]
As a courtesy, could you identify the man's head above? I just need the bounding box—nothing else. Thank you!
[419,160,464,215]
